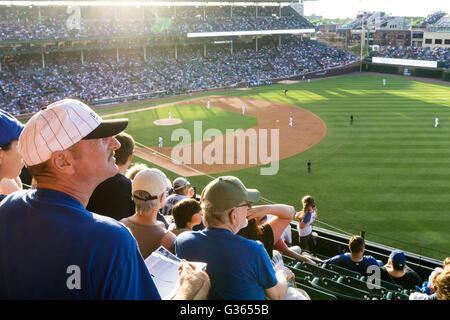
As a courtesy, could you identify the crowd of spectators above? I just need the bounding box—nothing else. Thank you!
[0,38,358,115]
[0,6,313,41]
[371,46,450,68]
[419,11,447,28]
[1,100,449,300]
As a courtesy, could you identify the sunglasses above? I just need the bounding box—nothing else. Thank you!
[234,203,252,209]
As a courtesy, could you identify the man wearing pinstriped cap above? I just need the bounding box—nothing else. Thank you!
[0,99,160,299]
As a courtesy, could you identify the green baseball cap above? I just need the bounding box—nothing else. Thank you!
[201,176,260,212]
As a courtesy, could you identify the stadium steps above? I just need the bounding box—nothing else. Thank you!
[337,276,388,298]
[295,262,340,280]
[309,277,372,300]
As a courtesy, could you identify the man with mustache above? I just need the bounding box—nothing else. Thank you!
[0,99,209,300]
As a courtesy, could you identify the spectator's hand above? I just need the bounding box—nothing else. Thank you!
[246,205,268,221]
[173,261,210,300]
[276,265,295,282]
[294,211,302,221]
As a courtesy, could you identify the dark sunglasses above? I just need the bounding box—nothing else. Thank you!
[234,203,252,209]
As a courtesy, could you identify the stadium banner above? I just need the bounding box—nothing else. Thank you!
[187,29,316,38]
[372,57,438,69]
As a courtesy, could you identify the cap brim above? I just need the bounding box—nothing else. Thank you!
[246,189,260,203]
[83,119,128,140]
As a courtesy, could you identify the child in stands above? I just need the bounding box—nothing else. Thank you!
[295,195,317,252]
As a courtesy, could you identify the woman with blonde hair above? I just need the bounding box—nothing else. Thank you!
[295,195,317,252]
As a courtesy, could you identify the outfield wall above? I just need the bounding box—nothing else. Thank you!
[363,62,450,81]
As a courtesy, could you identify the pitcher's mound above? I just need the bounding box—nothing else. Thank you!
[153,118,183,126]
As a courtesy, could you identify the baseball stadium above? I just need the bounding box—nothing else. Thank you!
[0,0,449,301]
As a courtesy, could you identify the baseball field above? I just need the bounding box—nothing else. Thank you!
[99,73,450,261]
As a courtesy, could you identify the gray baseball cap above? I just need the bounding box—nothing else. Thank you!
[201,176,260,212]
[173,177,190,191]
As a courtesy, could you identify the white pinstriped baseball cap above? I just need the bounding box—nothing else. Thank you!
[18,99,128,166]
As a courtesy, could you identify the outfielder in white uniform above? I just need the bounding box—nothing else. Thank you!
[207,101,210,109]
[289,116,293,127]
[383,79,386,86]
[158,136,163,148]
[242,105,245,114]
[168,111,172,120]
[435,117,439,128]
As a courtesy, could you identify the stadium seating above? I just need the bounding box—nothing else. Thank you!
[295,281,338,300]
[337,276,388,298]
[288,266,314,281]
[322,262,364,279]
[295,262,341,280]
[0,38,359,116]
[309,277,372,300]
[281,255,297,267]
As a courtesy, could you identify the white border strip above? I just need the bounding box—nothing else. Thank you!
[0,1,293,7]
[372,57,438,69]
[188,28,316,38]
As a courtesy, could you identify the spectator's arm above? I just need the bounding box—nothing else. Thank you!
[279,246,318,265]
[264,266,293,300]
[248,205,294,244]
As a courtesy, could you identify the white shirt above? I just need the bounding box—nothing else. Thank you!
[297,210,316,237]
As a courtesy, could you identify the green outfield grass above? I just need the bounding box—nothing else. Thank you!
[108,74,450,261]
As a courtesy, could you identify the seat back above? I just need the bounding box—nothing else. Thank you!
[281,255,297,267]
[310,277,371,300]
[323,263,363,279]
[337,276,387,297]
[288,266,314,280]
[295,282,337,300]
[295,262,340,280]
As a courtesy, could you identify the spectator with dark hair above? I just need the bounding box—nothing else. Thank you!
[237,206,318,265]
[0,109,24,201]
[162,176,195,216]
[175,176,294,300]
[121,168,176,258]
[169,198,202,236]
[322,235,379,276]
[87,132,135,220]
[380,250,421,291]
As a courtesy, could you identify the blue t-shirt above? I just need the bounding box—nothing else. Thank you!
[0,188,160,300]
[323,253,379,276]
[175,227,278,300]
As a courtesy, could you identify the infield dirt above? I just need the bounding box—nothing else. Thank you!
[112,96,327,176]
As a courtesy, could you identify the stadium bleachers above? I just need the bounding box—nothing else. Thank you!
[282,222,445,300]
[0,38,358,116]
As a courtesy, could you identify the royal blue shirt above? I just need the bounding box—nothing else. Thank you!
[323,253,380,276]
[175,227,278,300]
[0,188,160,300]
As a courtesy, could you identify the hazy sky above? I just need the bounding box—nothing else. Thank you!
[303,0,450,19]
